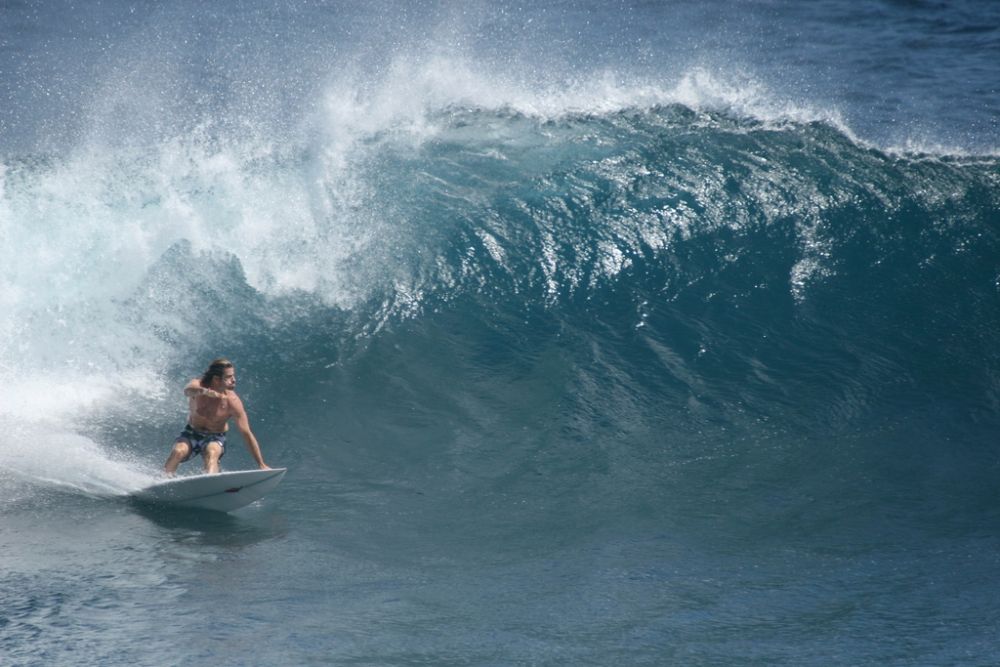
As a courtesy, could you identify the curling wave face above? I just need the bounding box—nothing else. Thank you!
[1,64,997,504]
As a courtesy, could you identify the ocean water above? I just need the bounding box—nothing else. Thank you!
[2,1,999,665]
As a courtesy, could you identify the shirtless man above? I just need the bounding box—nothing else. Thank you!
[164,358,270,475]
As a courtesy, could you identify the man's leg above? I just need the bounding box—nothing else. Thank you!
[202,442,223,474]
[164,440,192,475]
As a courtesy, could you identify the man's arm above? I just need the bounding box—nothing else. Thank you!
[230,394,269,469]
[183,378,224,399]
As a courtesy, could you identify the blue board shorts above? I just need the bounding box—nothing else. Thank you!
[176,424,227,462]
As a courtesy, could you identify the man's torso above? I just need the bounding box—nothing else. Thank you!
[188,392,235,433]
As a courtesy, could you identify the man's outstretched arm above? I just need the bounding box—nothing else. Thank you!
[231,395,269,469]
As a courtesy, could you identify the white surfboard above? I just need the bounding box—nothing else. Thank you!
[131,468,287,512]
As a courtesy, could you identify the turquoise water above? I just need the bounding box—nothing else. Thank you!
[2,1,999,665]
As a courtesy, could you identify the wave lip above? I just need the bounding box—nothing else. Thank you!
[319,59,858,141]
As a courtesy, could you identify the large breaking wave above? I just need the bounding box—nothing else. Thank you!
[1,58,998,515]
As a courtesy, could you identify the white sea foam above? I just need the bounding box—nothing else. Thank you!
[0,423,155,498]
[316,54,850,135]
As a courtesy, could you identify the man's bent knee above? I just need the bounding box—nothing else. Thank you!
[171,441,192,457]
[165,441,192,474]
[202,442,223,473]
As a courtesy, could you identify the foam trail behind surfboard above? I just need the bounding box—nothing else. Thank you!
[0,423,155,500]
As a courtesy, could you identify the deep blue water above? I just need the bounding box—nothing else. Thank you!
[2,1,999,665]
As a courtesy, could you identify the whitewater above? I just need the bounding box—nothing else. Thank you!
[2,1,1000,665]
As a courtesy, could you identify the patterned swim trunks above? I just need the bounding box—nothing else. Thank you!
[176,423,227,462]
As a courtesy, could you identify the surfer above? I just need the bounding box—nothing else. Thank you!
[163,358,271,475]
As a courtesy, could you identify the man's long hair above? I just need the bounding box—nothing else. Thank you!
[200,358,234,387]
